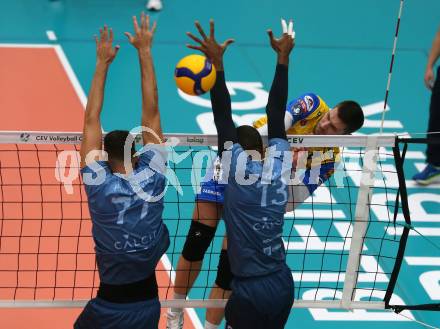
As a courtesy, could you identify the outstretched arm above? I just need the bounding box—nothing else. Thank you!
[187,20,236,153]
[80,26,119,168]
[126,13,162,144]
[266,19,295,141]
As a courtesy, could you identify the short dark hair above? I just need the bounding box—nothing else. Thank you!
[237,125,263,155]
[104,130,135,163]
[336,100,364,134]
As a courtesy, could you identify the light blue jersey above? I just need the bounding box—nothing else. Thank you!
[223,138,292,278]
[81,145,170,284]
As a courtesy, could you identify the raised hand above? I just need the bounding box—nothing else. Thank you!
[95,25,120,65]
[125,12,157,51]
[186,19,234,70]
[267,18,295,64]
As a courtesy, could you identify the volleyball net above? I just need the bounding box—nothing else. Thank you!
[0,131,437,313]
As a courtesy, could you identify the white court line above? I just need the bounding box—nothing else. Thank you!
[53,44,87,108]
[386,227,440,236]
[405,257,440,266]
[46,30,57,41]
[0,43,54,48]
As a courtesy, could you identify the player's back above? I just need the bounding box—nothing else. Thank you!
[81,145,170,284]
[223,138,292,278]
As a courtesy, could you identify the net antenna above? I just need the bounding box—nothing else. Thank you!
[380,0,404,134]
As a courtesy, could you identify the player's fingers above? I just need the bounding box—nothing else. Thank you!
[186,44,203,51]
[151,20,157,34]
[267,29,274,42]
[222,38,235,48]
[209,19,215,39]
[145,14,150,30]
[288,19,294,37]
[195,21,208,40]
[114,45,120,56]
[186,32,203,44]
[133,16,140,33]
[281,18,288,34]
[425,79,433,90]
[140,12,146,29]
[99,28,104,42]
[94,35,99,47]
[109,28,114,43]
[103,25,108,41]
[124,32,133,42]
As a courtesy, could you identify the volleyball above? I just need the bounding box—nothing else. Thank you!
[174,54,217,96]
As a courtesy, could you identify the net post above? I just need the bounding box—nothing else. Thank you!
[341,136,379,309]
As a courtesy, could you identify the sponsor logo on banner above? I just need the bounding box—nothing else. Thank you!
[186,136,204,144]
[287,136,304,144]
[35,135,81,143]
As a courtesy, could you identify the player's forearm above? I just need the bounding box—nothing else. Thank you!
[210,70,237,152]
[266,64,288,140]
[139,49,159,127]
[427,29,440,69]
[85,62,109,122]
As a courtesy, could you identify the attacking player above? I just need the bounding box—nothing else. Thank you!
[167,21,364,329]
[75,14,169,329]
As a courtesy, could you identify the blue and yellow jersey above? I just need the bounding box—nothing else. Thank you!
[253,93,340,192]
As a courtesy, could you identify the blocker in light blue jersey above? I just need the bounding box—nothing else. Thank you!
[223,138,292,278]
[76,145,170,329]
[80,144,170,285]
[222,138,295,329]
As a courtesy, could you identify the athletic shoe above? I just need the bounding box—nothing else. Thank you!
[146,0,163,11]
[166,309,184,329]
[413,164,440,185]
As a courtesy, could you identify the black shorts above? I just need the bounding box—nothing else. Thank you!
[74,297,160,329]
[225,265,294,329]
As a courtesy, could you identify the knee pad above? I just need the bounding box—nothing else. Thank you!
[215,249,233,291]
[182,221,216,262]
